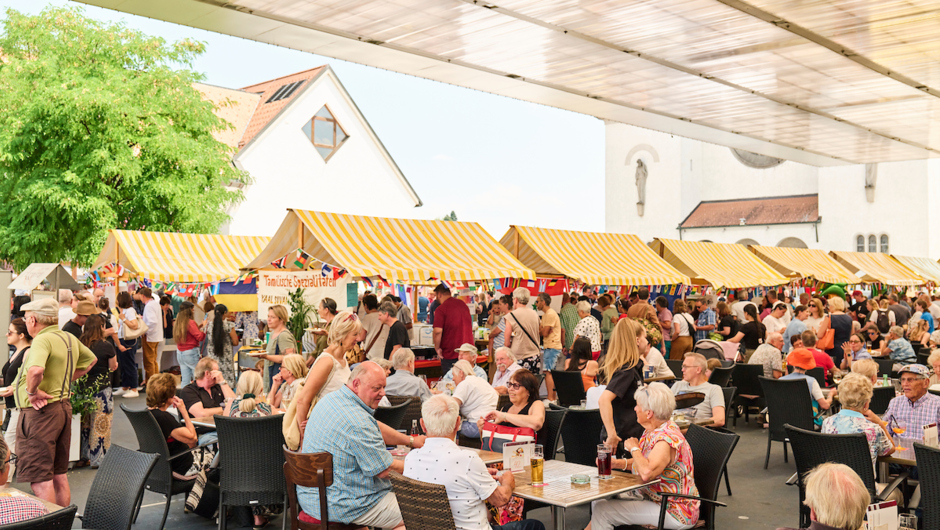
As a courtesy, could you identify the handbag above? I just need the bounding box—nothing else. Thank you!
[184,467,220,519]
[122,311,149,341]
[817,316,835,350]
[480,420,536,452]
[283,356,336,451]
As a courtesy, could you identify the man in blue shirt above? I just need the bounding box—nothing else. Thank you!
[299,362,424,528]
[880,326,916,370]
[694,298,716,343]
[782,305,808,354]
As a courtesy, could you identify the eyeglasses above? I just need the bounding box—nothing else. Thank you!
[848,340,862,344]
[5,331,13,336]
[4,453,15,465]
[506,382,521,389]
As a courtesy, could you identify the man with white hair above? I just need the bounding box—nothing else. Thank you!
[451,359,498,438]
[882,364,940,441]
[731,290,757,324]
[57,289,75,329]
[748,332,785,379]
[776,463,870,530]
[300,361,424,529]
[671,352,725,427]
[439,343,488,384]
[491,346,521,395]
[385,348,432,402]
[879,325,916,370]
[404,395,545,530]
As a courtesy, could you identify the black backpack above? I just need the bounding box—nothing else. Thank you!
[875,310,890,334]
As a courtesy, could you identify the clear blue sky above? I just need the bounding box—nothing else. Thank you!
[2,0,605,239]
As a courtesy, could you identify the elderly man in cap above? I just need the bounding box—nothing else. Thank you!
[883,364,940,441]
[14,298,97,505]
[780,348,833,424]
[61,300,97,339]
[438,343,488,386]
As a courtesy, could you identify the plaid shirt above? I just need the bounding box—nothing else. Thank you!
[883,391,940,440]
[559,304,580,350]
[695,308,716,343]
[0,495,49,524]
[298,385,393,523]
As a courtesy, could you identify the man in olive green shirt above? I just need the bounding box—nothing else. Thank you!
[15,298,97,507]
[559,292,580,352]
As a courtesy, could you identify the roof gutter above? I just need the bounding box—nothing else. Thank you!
[677,218,822,242]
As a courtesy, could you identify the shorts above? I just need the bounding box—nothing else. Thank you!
[351,491,403,529]
[542,348,562,371]
[16,400,72,483]
[517,355,542,376]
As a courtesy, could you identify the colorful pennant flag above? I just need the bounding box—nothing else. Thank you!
[271,257,287,269]
[321,263,332,278]
[294,250,310,269]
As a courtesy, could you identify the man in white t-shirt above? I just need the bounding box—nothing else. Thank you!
[139,287,163,387]
[451,360,498,438]
[57,289,75,329]
[762,303,789,335]
[671,353,725,427]
[403,395,545,530]
[731,290,757,324]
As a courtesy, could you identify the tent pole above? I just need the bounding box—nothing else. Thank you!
[513,231,519,258]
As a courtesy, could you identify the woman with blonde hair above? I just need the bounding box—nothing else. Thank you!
[804,298,826,334]
[258,304,298,391]
[268,354,309,410]
[225,370,271,417]
[670,300,694,360]
[851,358,879,385]
[598,319,645,453]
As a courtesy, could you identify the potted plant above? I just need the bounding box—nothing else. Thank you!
[287,288,316,356]
[68,373,109,463]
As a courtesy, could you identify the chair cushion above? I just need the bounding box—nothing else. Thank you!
[298,511,366,530]
[298,511,319,524]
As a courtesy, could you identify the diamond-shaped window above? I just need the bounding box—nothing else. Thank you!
[301,105,348,161]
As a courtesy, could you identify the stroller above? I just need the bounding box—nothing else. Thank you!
[692,338,736,362]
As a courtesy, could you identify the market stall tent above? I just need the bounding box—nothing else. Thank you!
[891,255,940,285]
[8,263,81,292]
[749,246,858,285]
[243,210,535,282]
[499,225,689,287]
[828,251,923,287]
[91,230,271,283]
[650,238,788,290]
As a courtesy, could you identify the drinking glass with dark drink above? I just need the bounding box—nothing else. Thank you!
[597,444,612,479]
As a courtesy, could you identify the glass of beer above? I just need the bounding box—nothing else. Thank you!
[597,444,612,479]
[530,445,544,486]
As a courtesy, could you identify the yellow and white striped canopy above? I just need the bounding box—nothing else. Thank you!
[244,210,535,282]
[749,246,858,285]
[92,230,271,283]
[650,239,788,290]
[829,251,924,287]
[891,255,940,285]
[499,226,688,286]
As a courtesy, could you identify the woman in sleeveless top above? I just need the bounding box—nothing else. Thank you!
[565,337,598,389]
[478,369,545,432]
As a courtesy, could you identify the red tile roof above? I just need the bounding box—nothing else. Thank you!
[680,195,818,228]
[238,66,325,149]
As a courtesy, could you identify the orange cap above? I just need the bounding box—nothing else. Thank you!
[787,348,817,371]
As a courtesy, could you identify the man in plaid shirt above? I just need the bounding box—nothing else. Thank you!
[882,364,940,440]
[0,440,48,524]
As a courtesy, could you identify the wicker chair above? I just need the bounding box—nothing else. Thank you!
[758,377,817,469]
[873,358,896,378]
[121,404,213,530]
[551,370,587,407]
[786,425,907,529]
[80,444,158,530]
[916,351,930,366]
[0,504,77,530]
[558,408,604,467]
[729,364,764,426]
[868,385,894,415]
[718,387,736,496]
[707,365,734,387]
[387,395,424,434]
[914,442,940,530]
[804,367,827,389]
[665,359,683,377]
[374,399,411,431]
[215,415,287,530]
[282,447,362,530]
[539,408,566,460]
[389,472,457,530]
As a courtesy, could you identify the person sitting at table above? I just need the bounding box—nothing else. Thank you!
[879,326,917,371]
[385,347,432,402]
[840,332,873,371]
[300,362,424,529]
[671,352,725,428]
[147,373,198,477]
[928,350,940,389]
[775,463,870,530]
[907,318,930,349]
[451,360,498,438]
[180,357,235,445]
[439,343,488,384]
[748,334,784,379]
[491,346,522,395]
[565,337,599,389]
[599,319,646,453]
[641,332,675,381]
[268,353,307,411]
[861,323,884,349]
[801,331,839,383]
[477,369,545,442]
[780,349,833,425]
[851,358,880,384]
[0,438,49,524]
[405,395,546,530]
[704,358,721,380]
[883,364,940,441]
[589,382,699,530]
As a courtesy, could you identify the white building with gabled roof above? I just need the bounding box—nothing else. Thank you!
[196,65,423,237]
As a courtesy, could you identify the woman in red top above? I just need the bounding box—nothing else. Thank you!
[173,301,206,385]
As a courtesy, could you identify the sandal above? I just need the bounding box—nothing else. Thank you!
[253,517,270,530]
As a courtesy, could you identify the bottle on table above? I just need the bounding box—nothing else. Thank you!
[411,419,419,436]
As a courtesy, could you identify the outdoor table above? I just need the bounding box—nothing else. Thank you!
[644,375,675,383]
[391,447,502,465]
[877,437,919,482]
[0,485,64,513]
[510,460,658,530]
[191,413,286,429]
[678,417,714,433]
[674,392,705,410]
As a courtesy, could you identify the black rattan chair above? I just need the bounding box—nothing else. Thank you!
[718,387,736,496]
[914,442,940,530]
[869,385,894,415]
[374,399,411,431]
[0,504,78,530]
[387,395,424,434]
[216,414,287,530]
[916,351,930,366]
[559,408,604,466]
[121,404,211,530]
[707,365,734,387]
[282,447,361,530]
[729,364,764,426]
[786,425,906,528]
[873,358,895,377]
[665,359,684,377]
[759,377,817,469]
[80,444,158,530]
[390,472,457,530]
[551,370,587,407]
[539,408,566,460]
[805,367,827,389]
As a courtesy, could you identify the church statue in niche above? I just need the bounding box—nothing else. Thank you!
[635,158,647,216]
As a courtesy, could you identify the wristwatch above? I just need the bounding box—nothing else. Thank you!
[629,446,640,454]
[408,436,415,448]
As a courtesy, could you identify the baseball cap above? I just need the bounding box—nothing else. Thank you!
[897,364,930,378]
[787,348,817,371]
[21,298,58,319]
[455,343,478,355]
[75,301,97,316]
[852,290,863,297]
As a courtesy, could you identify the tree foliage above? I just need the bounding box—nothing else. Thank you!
[442,211,458,221]
[0,7,248,269]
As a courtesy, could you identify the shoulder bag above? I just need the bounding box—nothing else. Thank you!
[122,310,149,341]
[480,421,536,452]
[509,312,541,351]
[816,315,835,350]
[283,356,336,451]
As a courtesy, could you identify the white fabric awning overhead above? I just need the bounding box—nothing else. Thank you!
[9,263,81,292]
[77,0,940,166]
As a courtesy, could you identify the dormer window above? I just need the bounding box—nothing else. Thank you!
[302,105,348,161]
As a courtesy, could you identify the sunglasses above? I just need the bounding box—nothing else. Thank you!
[506,382,521,390]
[4,453,15,465]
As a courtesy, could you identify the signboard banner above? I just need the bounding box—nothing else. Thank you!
[258,270,352,318]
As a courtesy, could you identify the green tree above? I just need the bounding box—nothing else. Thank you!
[0,7,248,269]
[442,211,458,221]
